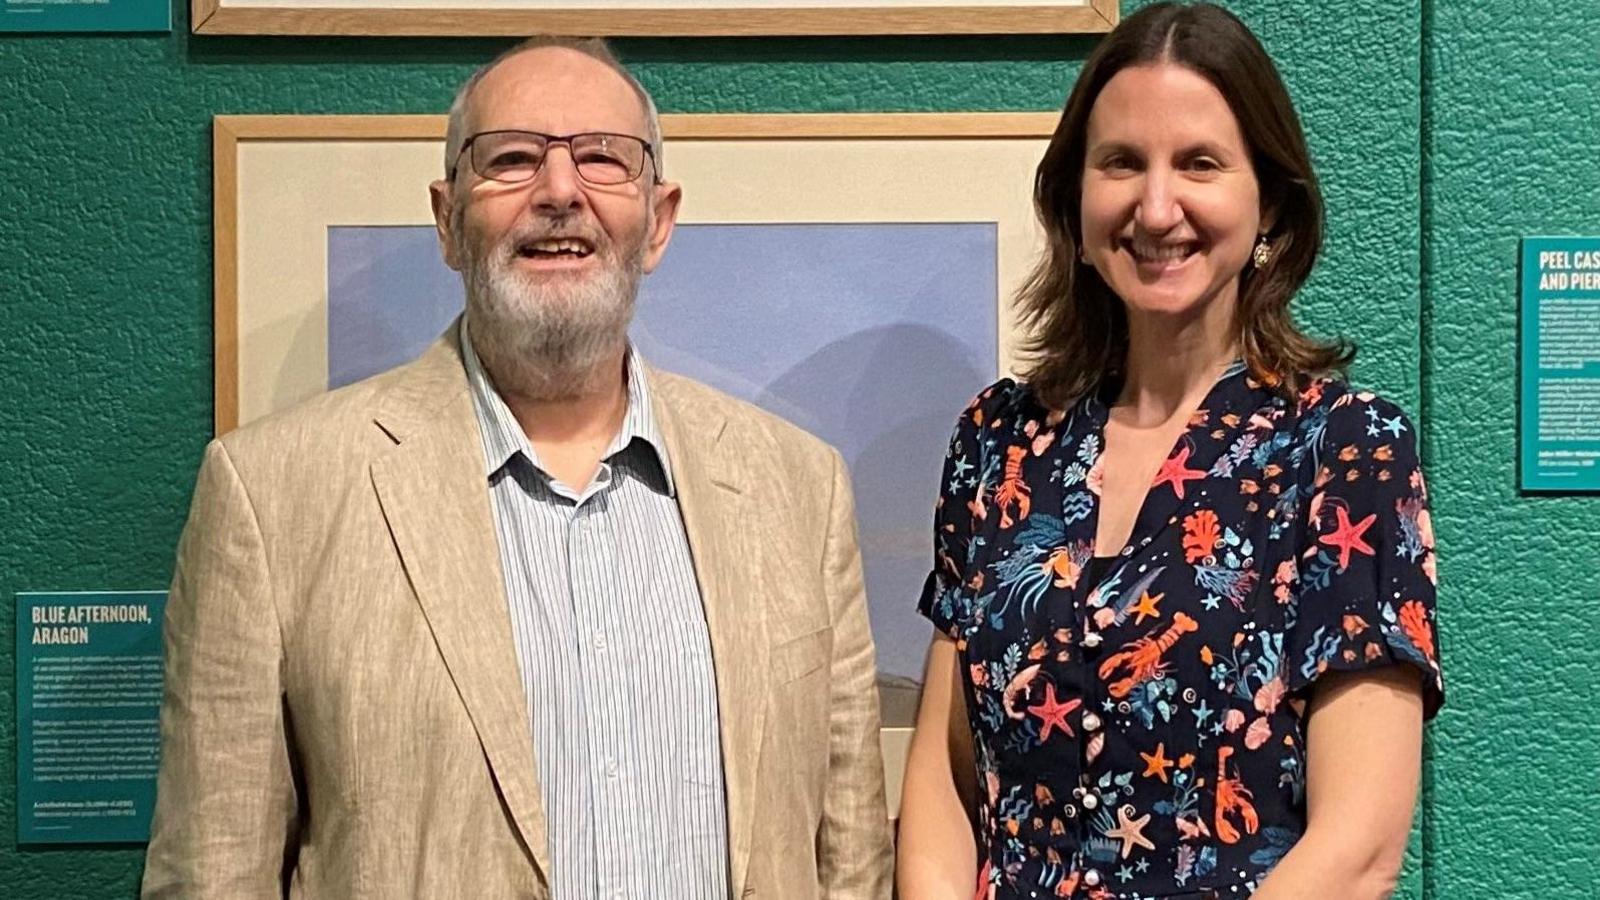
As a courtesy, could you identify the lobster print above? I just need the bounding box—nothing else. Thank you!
[1097,612,1200,698]
[1213,746,1259,845]
[995,445,1032,529]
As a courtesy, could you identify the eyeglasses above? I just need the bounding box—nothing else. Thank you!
[451,130,658,186]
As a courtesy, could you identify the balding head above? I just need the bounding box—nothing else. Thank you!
[443,37,663,184]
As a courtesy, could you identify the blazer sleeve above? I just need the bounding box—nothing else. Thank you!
[142,439,299,898]
[815,448,895,898]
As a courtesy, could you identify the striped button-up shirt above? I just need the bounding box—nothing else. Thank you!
[462,322,730,900]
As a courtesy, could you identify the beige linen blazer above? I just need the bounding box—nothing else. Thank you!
[141,331,893,899]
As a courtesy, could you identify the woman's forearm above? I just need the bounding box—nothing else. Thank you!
[894,786,978,900]
[1256,667,1424,900]
[1250,827,1405,900]
[896,635,980,899]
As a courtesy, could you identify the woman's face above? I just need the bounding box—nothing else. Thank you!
[1079,63,1270,325]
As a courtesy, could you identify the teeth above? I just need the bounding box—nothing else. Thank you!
[528,238,591,255]
[1130,240,1194,262]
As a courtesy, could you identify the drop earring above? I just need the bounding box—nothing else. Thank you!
[1252,234,1274,269]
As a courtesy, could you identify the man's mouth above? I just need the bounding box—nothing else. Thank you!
[516,237,596,260]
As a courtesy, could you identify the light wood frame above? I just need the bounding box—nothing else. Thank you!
[191,0,1117,36]
[214,112,1057,814]
[212,111,1058,436]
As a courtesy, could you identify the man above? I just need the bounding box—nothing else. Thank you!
[142,38,892,899]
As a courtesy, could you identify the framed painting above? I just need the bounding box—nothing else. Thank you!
[190,0,1117,36]
[214,111,1054,814]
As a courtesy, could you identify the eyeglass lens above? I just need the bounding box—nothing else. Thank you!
[471,131,647,185]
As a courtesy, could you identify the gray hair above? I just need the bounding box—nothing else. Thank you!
[443,37,663,183]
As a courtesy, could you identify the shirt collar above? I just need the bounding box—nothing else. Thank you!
[459,318,676,497]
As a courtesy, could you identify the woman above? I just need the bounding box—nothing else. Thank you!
[896,4,1443,899]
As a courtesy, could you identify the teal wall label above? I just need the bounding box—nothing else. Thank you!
[15,591,166,843]
[1,0,169,32]
[1521,237,1600,492]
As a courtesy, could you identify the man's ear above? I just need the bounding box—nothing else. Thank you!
[640,180,683,274]
[430,178,464,272]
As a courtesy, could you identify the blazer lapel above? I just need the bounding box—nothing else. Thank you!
[367,335,551,882]
[650,371,768,899]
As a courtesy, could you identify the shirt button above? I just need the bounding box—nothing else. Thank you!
[605,758,619,778]
[1081,711,1102,732]
[593,631,607,651]
[1082,868,1103,888]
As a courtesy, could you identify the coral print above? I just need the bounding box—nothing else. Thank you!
[919,364,1443,899]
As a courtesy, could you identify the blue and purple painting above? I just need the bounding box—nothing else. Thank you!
[328,223,998,723]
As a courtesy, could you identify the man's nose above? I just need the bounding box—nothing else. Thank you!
[528,144,585,213]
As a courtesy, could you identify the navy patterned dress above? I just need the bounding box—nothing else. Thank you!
[918,362,1443,900]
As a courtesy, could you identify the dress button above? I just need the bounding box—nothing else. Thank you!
[1080,791,1099,811]
[1080,631,1102,649]
[1081,711,1101,732]
[1082,868,1103,888]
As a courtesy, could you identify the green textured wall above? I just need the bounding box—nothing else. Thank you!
[1423,1,1600,897]
[0,0,1590,896]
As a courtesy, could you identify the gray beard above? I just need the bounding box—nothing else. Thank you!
[461,229,645,403]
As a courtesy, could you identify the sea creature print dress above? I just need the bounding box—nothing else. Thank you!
[918,362,1444,900]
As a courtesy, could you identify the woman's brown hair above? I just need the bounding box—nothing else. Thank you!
[1017,0,1352,408]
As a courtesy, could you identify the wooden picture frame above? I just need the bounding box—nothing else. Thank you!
[191,0,1117,37]
[212,111,1056,815]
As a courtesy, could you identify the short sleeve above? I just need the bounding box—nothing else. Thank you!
[1285,389,1444,719]
[916,384,1004,639]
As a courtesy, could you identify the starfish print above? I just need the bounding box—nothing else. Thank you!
[1382,415,1408,438]
[1140,742,1175,782]
[1151,446,1207,499]
[1366,405,1380,422]
[1026,682,1082,741]
[1319,505,1377,569]
[1105,804,1156,858]
[1116,865,1134,883]
[1201,595,1221,611]
[952,456,974,479]
[1130,590,1164,625]
[1192,699,1213,728]
[1366,423,1381,438]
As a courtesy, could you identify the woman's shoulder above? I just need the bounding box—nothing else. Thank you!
[1296,377,1420,445]
[949,376,1046,436]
